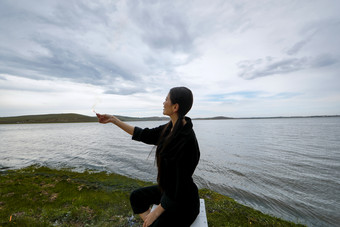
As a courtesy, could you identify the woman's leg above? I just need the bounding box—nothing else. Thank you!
[130,185,162,216]
[139,208,151,221]
[149,211,195,227]
[130,185,200,226]
[149,197,200,227]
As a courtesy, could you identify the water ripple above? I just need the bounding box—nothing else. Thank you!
[1,118,339,226]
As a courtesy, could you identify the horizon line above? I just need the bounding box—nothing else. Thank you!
[1,112,339,119]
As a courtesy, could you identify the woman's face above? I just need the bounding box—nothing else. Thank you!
[163,94,174,116]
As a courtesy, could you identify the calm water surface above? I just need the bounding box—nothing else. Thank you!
[1,117,339,227]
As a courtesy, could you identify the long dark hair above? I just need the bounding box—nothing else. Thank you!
[156,87,193,188]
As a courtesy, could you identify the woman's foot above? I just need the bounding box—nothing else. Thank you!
[139,208,151,221]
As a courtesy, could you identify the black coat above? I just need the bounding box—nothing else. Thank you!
[132,117,200,212]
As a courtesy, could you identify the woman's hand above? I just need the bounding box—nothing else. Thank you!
[96,113,135,135]
[96,113,114,124]
[143,211,158,227]
[143,205,165,227]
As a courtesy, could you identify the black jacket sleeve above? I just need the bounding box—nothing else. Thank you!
[132,124,167,145]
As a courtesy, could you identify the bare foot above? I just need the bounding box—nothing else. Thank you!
[139,208,151,221]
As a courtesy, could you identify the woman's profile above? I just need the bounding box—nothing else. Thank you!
[96,87,200,227]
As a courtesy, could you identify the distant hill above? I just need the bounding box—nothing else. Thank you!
[0,113,97,124]
[194,116,233,120]
[0,113,169,124]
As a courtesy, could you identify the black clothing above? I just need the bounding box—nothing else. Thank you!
[130,185,199,227]
[130,117,200,226]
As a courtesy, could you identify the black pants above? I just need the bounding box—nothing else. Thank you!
[130,185,199,227]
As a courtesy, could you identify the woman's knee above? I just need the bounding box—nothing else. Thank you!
[129,188,141,205]
[129,186,162,214]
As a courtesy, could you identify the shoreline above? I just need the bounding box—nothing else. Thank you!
[0,165,305,226]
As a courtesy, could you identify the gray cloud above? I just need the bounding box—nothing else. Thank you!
[286,39,311,55]
[127,1,195,53]
[126,1,252,54]
[238,57,306,80]
[0,0,142,94]
[285,26,317,56]
[1,0,340,101]
[104,87,146,95]
[0,0,339,118]
[311,54,338,68]
[0,0,273,90]
[0,37,135,86]
[0,0,213,96]
[238,54,338,80]
[288,16,340,56]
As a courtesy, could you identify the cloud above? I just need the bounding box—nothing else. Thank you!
[206,91,300,103]
[103,77,147,95]
[0,74,101,94]
[285,17,340,56]
[0,0,340,117]
[236,4,340,80]
[237,55,338,80]
[127,1,194,53]
[0,1,142,91]
[286,39,311,56]
[0,0,211,96]
[311,54,338,68]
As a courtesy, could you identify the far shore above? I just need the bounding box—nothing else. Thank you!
[0,113,339,124]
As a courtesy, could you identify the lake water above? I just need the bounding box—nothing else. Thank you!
[1,117,339,227]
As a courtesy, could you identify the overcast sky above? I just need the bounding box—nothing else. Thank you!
[0,0,339,118]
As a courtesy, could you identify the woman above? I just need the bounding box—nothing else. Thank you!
[96,87,200,227]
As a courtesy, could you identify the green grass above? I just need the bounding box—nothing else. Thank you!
[199,189,304,227]
[0,166,305,226]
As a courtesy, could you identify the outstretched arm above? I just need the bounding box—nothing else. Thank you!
[96,113,134,136]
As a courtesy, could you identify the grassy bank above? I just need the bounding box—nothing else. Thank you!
[0,166,305,226]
